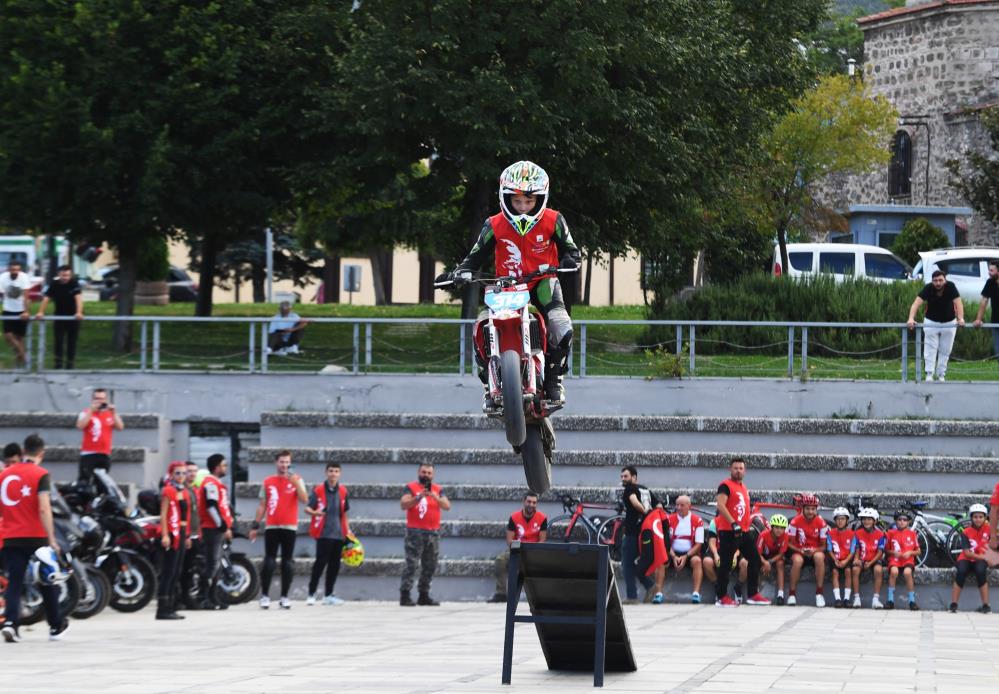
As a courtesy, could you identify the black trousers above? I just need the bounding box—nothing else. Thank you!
[955,559,988,588]
[53,320,80,368]
[1,546,61,629]
[716,530,760,599]
[180,538,201,600]
[78,453,111,487]
[157,538,186,607]
[308,538,345,597]
[261,528,297,598]
[200,528,225,597]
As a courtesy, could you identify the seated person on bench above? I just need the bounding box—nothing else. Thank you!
[268,301,309,355]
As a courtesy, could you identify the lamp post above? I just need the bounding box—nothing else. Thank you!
[898,115,931,206]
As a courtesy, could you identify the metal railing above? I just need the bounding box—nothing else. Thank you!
[4,315,998,382]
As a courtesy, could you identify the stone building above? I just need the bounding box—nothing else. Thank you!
[820,0,999,246]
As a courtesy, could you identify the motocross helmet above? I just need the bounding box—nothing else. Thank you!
[341,534,365,567]
[32,547,70,586]
[137,489,161,516]
[498,161,550,236]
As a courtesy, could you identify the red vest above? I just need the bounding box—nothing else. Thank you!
[716,479,750,531]
[81,409,116,455]
[309,483,350,539]
[198,474,233,530]
[162,484,183,550]
[406,481,442,531]
[509,509,547,543]
[490,208,560,287]
[0,462,49,540]
[263,475,300,527]
[960,524,991,562]
[667,511,705,548]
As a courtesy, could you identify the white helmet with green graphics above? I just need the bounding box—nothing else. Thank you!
[499,161,550,236]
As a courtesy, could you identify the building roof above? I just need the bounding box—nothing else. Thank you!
[859,0,999,26]
[848,204,973,216]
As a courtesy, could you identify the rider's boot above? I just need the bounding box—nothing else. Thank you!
[543,333,571,403]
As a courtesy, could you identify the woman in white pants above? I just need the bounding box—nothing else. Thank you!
[907,270,965,381]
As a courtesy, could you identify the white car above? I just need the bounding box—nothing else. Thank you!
[772,243,912,283]
[913,248,999,302]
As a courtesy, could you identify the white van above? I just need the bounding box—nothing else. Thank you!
[772,243,912,283]
[913,248,999,302]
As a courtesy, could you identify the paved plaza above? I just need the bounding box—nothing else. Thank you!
[5,602,999,693]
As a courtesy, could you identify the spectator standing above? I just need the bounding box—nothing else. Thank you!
[0,260,32,368]
[973,260,999,362]
[178,462,202,609]
[666,495,706,604]
[304,462,351,606]
[76,388,124,486]
[619,466,658,604]
[249,450,308,609]
[490,492,548,603]
[197,454,232,610]
[949,504,991,613]
[3,442,22,468]
[35,265,83,369]
[827,507,856,608]
[787,494,828,607]
[886,509,920,610]
[907,270,964,382]
[399,462,451,606]
[851,508,886,609]
[715,458,769,607]
[0,434,69,642]
[267,301,310,355]
[156,461,191,620]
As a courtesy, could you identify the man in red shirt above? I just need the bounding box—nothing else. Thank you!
[667,495,706,604]
[714,458,769,607]
[400,462,451,606]
[490,492,548,603]
[197,454,233,610]
[249,450,307,609]
[75,387,124,487]
[1,434,69,642]
[787,493,828,607]
[886,509,920,610]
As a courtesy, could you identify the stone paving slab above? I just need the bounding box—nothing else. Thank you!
[6,602,999,693]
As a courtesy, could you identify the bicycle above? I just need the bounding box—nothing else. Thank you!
[547,494,624,550]
[897,500,964,568]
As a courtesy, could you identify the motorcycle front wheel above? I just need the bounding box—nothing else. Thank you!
[500,350,527,447]
[217,554,261,605]
[106,552,158,613]
[521,423,552,494]
[72,566,112,619]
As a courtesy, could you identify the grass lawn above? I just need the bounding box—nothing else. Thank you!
[3,301,997,381]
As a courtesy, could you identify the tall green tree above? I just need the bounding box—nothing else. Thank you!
[947,107,999,233]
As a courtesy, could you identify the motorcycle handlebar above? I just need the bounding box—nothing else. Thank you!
[434,265,578,289]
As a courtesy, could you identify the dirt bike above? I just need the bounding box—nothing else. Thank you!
[435,265,576,493]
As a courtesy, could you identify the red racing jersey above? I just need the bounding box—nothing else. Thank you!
[854,527,886,563]
[959,524,991,562]
[80,409,116,455]
[827,527,855,561]
[887,528,919,567]
[756,529,789,560]
[789,514,828,551]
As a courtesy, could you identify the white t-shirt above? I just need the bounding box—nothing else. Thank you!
[670,513,704,555]
[0,271,32,313]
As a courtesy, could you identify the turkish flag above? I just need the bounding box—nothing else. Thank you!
[637,508,670,577]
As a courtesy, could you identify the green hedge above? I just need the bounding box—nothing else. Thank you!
[647,274,992,358]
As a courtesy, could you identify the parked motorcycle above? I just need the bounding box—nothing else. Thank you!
[435,265,575,493]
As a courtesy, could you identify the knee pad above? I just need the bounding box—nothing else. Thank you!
[546,331,573,375]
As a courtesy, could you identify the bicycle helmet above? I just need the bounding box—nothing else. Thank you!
[832,507,850,520]
[969,503,988,516]
[858,507,880,521]
[32,547,70,586]
[341,534,365,568]
[799,493,820,508]
[498,161,550,236]
[769,514,789,529]
[893,508,912,521]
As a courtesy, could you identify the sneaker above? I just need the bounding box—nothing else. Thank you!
[49,621,69,641]
[279,597,292,609]
[323,595,345,606]
[1,622,20,643]
[259,596,271,610]
[775,595,785,606]
[652,592,664,604]
[735,593,743,606]
[980,604,992,614]
[715,595,738,608]
[834,599,843,609]
[746,593,772,606]
[691,592,701,604]
[872,596,884,609]
[937,376,946,383]
[306,594,317,606]
[852,594,862,609]
[417,593,440,606]
[787,595,797,606]
[949,602,959,613]
[287,344,300,355]
[886,600,895,610]
[925,374,934,382]
[815,594,826,608]
[909,601,919,611]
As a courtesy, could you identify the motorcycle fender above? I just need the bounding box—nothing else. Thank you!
[492,315,524,355]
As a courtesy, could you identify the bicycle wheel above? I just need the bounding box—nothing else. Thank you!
[546,514,592,544]
[944,519,973,567]
[913,526,931,568]
[924,520,957,567]
[596,515,626,563]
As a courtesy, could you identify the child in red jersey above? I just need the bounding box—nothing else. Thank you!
[827,508,856,608]
[886,509,920,610]
[754,514,790,604]
[851,508,886,609]
[787,493,828,607]
[949,504,991,614]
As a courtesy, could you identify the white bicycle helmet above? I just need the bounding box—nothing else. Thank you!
[858,507,879,521]
[498,161,550,236]
[32,546,70,586]
[969,503,988,516]
[832,507,850,519]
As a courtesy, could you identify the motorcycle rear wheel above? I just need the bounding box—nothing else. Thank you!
[500,350,527,447]
[106,552,158,613]
[521,423,552,494]
[72,566,112,619]
[217,554,261,605]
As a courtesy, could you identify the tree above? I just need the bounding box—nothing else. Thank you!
[762,74,898,275]
[890,218,951,267]
[947,107,999,235]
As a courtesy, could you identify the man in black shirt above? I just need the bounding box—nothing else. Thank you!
[35,265,83,369]
[619,466,660,604]
[973,260,999,362]
[907,270,964,382]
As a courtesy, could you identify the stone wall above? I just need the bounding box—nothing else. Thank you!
[815,2,999,245]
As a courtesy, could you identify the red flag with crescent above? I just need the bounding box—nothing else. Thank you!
[638,508,670,577]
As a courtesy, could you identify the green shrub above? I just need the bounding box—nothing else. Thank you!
[890,217,950,267]
[136,236,170,282]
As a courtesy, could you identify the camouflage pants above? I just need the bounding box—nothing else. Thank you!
[401,529,439,595]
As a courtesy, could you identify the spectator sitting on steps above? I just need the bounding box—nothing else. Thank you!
[267,301,309,356]
[489,491,548,603]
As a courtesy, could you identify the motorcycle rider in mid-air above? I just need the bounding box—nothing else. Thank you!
[444,161,580,408]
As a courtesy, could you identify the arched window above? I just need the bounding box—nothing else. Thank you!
[888,130,912,199]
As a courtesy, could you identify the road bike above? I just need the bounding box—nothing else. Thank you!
[547,494,626,559]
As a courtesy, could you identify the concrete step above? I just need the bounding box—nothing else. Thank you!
[39,445,148,486]
[0,412,161,446]
[246,446,999,493]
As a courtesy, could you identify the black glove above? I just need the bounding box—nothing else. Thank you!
[559,257,578,271]
[732,523,742,539]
